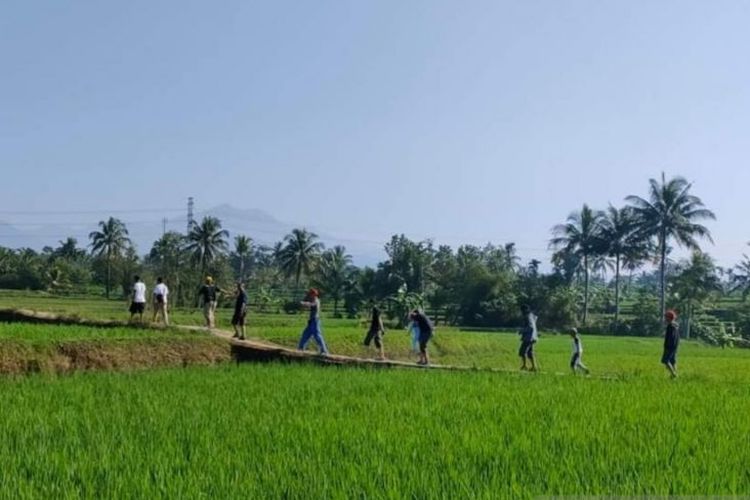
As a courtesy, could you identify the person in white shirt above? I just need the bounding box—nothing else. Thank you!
[129,275,147,323]
[570,328,590,375]
[152,277,169,326]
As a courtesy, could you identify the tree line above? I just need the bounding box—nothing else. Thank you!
[2,173,750,340]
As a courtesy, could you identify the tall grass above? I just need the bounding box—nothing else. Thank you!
[0,364,748,498]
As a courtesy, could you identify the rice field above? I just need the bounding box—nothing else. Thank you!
[2,294,750,497]
[0,363,749,498]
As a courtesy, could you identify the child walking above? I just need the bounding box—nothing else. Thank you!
[569,328,590,375]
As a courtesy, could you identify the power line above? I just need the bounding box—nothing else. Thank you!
[0,207,185,215]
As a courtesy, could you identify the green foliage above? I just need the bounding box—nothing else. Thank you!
[276,228,323,287]
[226,234,253,284]
[89,217,131,298]
[626,289,662,337]
[186,216,230,280]
[1,359,750,497]
[313,245,355,317]
[550,204,605,324]
[385,285,423,326]
[627,172,716,317]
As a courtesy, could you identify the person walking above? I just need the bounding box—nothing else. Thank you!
[518,304,539,371]
[569,328,589,375]
[363,306,386,360]
[662,309,680,378]
[152,277,169,326]
[129,275,147,323]
[297,288,329,355]
[231,282,248,340]
[407,314,421,354]
[410,309,434,366]
[198,276,222,329]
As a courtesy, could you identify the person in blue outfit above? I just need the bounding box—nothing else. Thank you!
[297,288,329,355]
[410,309,434,366]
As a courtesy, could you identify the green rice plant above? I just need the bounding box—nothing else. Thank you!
[0,364,748,498]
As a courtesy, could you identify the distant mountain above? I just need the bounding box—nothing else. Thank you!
[0,206,384,266]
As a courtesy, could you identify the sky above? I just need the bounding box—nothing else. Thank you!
[1,1,749,266]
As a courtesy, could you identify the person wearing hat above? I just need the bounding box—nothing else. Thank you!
[198,276,222,329]
[297,288,329,355]
[662,309,680,378]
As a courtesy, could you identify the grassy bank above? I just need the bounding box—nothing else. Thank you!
[0,323,230,375]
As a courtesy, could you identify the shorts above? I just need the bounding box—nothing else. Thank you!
[519,340,535,359]
[129,302,145,314]
[231,310,246,326]
[363,329,383,349]
[661,348,677,366]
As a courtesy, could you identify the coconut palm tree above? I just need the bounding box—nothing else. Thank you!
[186,216,229,280]
[277,228,323,288]
[148,231,187,305]
[598,205,638,328]
[626,173,715,319]
[313,245,354,316]
[233,235,253,281]
[672,250,721,338]
[89,217,131,298]
[54,237,86,261]
[550,204,604,325]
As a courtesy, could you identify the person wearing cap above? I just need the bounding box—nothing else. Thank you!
[662,309,680,378]
[198,276,222,329]
[297,288,329,355]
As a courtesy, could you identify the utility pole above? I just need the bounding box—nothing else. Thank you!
[187,197,194,233]
[162,217,167,236]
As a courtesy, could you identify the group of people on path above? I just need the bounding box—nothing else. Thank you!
[516,304,680,377]
[128,277,681,375]
[127,276,248,339]
[128,275,170,326]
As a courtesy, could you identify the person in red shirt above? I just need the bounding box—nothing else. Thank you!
[662,309,680,378]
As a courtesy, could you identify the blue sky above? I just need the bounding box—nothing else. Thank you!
[1,1,749,265]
